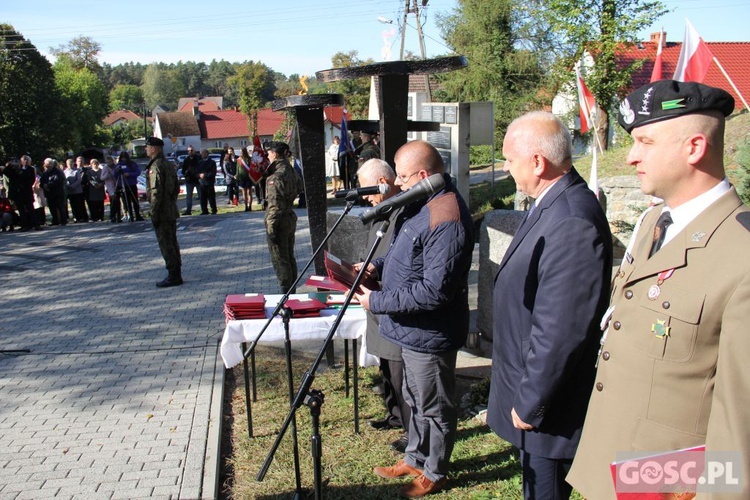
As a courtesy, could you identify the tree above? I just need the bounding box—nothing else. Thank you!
[532,0,668,148]
[206,59,237,102]
[109,84,144,112]
[317,51,374,119]
[53,58,109,149]
[435,0,546,139]
[227,61,276,132]
[177,61,211,98]
[0,24,63,159]
[141,63,185,109]
[50,35,102,74]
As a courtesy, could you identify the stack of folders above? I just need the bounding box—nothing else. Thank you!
[283,297,328,318]
[224,294,266,321]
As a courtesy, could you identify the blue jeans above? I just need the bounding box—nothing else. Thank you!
[184,182,201,213]
[401,348,458,482]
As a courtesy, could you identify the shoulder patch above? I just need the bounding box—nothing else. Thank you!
[427,192,460,230]
[737,212,750,231]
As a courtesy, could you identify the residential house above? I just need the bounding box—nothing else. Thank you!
[553,32,750,149]
[103,110,143,127]
[152,112,202,155]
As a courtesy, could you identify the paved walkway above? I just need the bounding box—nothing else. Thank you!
[0,208,313,499]
[0,170,497,498]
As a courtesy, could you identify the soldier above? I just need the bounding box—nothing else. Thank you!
[264,141,302,293]
[145,136,183,288]
[568,81,750,499]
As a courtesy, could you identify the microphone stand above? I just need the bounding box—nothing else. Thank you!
[238,196,361,437]
[256,218,391,499]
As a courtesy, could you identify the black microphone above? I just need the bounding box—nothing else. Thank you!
[360,173,445,224]
[334,184,390,199]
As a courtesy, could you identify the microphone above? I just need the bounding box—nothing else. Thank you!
[335,184,390,199]
[360,173,445,224]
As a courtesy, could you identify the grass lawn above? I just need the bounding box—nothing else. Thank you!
[221,347,585,499]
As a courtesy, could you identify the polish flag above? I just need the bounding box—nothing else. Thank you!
[650,30,664,82]
[673,19,713,83]
[248,134,267,184]
[576,67,596,134]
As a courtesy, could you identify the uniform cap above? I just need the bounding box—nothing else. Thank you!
[618,80,734,133]
[146,136,165,147]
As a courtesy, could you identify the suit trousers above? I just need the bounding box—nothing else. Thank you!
[152,219,181,272]
[200,184,216,214]
[401,348,458,483]
[381,357,410,430]
[520,450,573,500]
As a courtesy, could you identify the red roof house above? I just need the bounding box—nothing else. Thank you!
[618,32,750,111]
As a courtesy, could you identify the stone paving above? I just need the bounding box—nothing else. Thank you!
[0,207,313,499]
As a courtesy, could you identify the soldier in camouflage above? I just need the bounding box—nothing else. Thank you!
[264,142,302,293]
[145,137,183,288]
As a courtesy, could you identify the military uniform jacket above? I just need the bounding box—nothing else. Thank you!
[264,158,301,234]
[568,187,750,500]
[147,155,179,223]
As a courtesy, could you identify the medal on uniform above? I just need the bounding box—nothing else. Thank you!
[652,318,671,338]
[648,268,675,301]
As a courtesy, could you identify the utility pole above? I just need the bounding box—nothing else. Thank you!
[398,0,431,100]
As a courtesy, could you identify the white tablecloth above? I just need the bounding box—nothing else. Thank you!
[220,294,375,369]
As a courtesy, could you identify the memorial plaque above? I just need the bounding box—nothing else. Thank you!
[426,126,451,150]
[445,106,457,124]
[432,106,445,124]
[421,105,432,121]
[407,95,414,118]
[439,150,452,168]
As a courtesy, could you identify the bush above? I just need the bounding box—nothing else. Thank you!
[470,145,496,166]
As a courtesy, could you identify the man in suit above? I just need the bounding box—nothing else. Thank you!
[356,159,410,453]
[568,81,750,499]
[487,111,613,499]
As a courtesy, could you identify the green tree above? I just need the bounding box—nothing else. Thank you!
[0,24,62,159]
[177,61,211,98]
[736,140,750,205]
[141,63,185,109]
[532,0,668,148]
[206,59,237,102]
[228,61,276,133]
[50,35,102,74]
[317,51,374,119]
[53,58,109,149]
[436,0,546,140]
[109,84,144,111]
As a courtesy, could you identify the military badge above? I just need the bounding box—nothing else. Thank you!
[691,231,706,242]
[652,318,671,338]
[619,98,635,125]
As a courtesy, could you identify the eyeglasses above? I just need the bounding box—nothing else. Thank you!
[396,171,419,183]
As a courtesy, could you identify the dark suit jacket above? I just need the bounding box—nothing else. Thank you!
[487,167,612,460]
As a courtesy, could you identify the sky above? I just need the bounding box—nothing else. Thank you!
[3,0,750,78]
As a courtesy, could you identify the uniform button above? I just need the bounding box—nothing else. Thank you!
[602,351,610,361]
[596,382,604,391]
[662,301,670,309]
[625,290,633,299]
[613,321,621,330]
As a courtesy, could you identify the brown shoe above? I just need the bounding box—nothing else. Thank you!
[373,460,421,479]
[398,474,447,498]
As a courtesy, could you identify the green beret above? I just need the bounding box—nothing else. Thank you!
[618,80,734,133]
[146,136,164,147]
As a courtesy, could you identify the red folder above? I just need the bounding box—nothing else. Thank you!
[284,298,327,317]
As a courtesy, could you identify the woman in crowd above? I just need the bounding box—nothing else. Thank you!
[222,147,238,206]
[87,159,106,221]
[64,157,88,223]
[32,164,47,225]
[101,156,121,222]
[41,158,67,226]
[116,151,143,222]
[326,135,341,194]
[236,147,253,212]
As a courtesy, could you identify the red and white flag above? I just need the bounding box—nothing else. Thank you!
[650,29,664,82]
[576,67,596,134]
[248,134,268,184]
[673,19,713,83]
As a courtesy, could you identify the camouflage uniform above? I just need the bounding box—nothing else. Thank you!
[147,153,182,275]
[264,157,302,293]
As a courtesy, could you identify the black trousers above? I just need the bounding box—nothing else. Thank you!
[200,184,217,214]
[381,357,410,430]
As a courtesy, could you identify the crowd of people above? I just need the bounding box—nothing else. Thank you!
[0,152,147,232]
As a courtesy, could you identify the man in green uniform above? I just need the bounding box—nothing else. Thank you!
[146,136,183,288]
[264,141,302,293]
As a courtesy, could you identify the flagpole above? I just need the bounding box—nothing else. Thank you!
[712,56,750,113]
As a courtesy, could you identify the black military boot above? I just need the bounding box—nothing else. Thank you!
[156,269,183,288]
